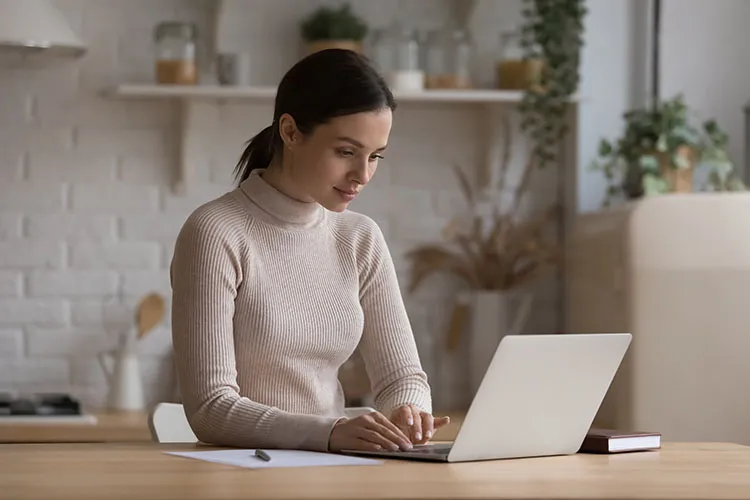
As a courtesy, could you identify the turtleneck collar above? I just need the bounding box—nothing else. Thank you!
[238,169,324,228]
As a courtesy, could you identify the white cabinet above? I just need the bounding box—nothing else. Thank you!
[565,194,750,445]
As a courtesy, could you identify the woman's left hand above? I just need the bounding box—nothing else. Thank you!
[390,405,450,445]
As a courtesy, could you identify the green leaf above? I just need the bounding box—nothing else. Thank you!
[642,173,670,195]
[300,3,368,41]
[656,134,668,152]
[518,0,586,173]
[598,139,613,156]
[703,119,718,135]
[673,153,690,169]
[707,160,733,180]
[638,155,659,173]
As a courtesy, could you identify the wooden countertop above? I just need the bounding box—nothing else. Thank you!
[4,441,750,499]
[0,409,151,443]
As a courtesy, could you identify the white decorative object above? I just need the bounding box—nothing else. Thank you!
[98,328,145,412]
[217,52,252,86]
[468,290,533,394]
[383,25,424,92]
[0,0,86,57]
[387,70,425,92]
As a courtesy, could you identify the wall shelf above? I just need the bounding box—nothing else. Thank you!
[109,83,530,104]
[106,83,578,196]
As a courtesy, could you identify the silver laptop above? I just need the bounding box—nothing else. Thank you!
[343,332,632,463]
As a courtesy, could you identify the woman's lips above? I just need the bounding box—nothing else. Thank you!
[335,187,359,201]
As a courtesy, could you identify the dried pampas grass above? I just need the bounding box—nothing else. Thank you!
[405,120,561,293]
[407,204,560,291]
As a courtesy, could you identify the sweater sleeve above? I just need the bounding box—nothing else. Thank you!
[355,218,433,416]
[170,208,340,451]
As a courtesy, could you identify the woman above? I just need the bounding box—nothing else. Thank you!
[170,49,448,453]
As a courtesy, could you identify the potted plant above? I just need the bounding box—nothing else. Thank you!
[300,3,368,55]
[590,94,746,205]
[518,0,587,169]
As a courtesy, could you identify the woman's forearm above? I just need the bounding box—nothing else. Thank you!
[178,383,339,450]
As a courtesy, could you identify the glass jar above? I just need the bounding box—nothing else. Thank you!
[369,28,393,75]
[451,29,474,89]
[153,21,198,85]
[425,28,474,89]
[371,24,424,91]
[423,29,445,88]
[416,29,430,74]
[495,30,543,90]
[389,26,424,91]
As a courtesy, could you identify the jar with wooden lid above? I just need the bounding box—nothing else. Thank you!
[153,22,198,85]
[495,30,543,91]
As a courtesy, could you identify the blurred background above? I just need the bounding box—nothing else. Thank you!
[1,0,749,446]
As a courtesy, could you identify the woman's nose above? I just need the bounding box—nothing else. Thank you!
[351,160,372,185]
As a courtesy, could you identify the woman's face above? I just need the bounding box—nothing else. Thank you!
[278,108,392,212]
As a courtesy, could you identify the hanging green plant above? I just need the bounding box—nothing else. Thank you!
[518,0,587,168]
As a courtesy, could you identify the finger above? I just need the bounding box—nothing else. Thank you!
[357,438,385,451]
[419,412,434,444]
[410,406,423,443]
[371,420,413,450]
[357,428,400,451]
[370,413,412,449]
[391,406,413,437]
[349,435,387,452]
[394,405,413,426]
[433,416,451,429]
[373,411,411,441]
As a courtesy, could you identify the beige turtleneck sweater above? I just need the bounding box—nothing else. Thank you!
[170,169,432,451]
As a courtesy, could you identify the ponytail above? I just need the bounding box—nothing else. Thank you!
[233,124,276,185]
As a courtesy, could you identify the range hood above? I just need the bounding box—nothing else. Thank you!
[0,0,86,57]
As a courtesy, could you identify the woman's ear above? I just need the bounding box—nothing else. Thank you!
[278,113,298,149]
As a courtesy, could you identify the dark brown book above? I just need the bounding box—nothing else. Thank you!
[579,428,661,454]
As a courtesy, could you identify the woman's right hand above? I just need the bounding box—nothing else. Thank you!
[328,411,414,452]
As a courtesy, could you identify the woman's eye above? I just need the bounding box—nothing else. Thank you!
[337,149,355,157]
[370,154,384,161]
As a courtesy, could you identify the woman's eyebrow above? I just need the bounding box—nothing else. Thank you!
[337,136,387,151]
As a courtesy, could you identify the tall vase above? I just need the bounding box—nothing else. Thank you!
[468,290,533,396]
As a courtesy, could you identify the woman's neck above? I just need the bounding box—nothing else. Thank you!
[260,163,315,204]
[238,168,323,227]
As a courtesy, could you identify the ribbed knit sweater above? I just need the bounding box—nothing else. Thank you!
[170,169,432,451]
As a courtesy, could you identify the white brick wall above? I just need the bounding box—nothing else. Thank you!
[0,0,562,411]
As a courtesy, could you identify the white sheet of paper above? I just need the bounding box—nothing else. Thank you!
[165,449,383,469]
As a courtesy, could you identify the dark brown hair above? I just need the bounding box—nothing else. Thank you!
[233,49,397,184]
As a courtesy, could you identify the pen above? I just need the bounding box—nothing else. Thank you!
[254,449,272,462]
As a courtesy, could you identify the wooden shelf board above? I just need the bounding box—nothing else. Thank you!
[109,84,534,104]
